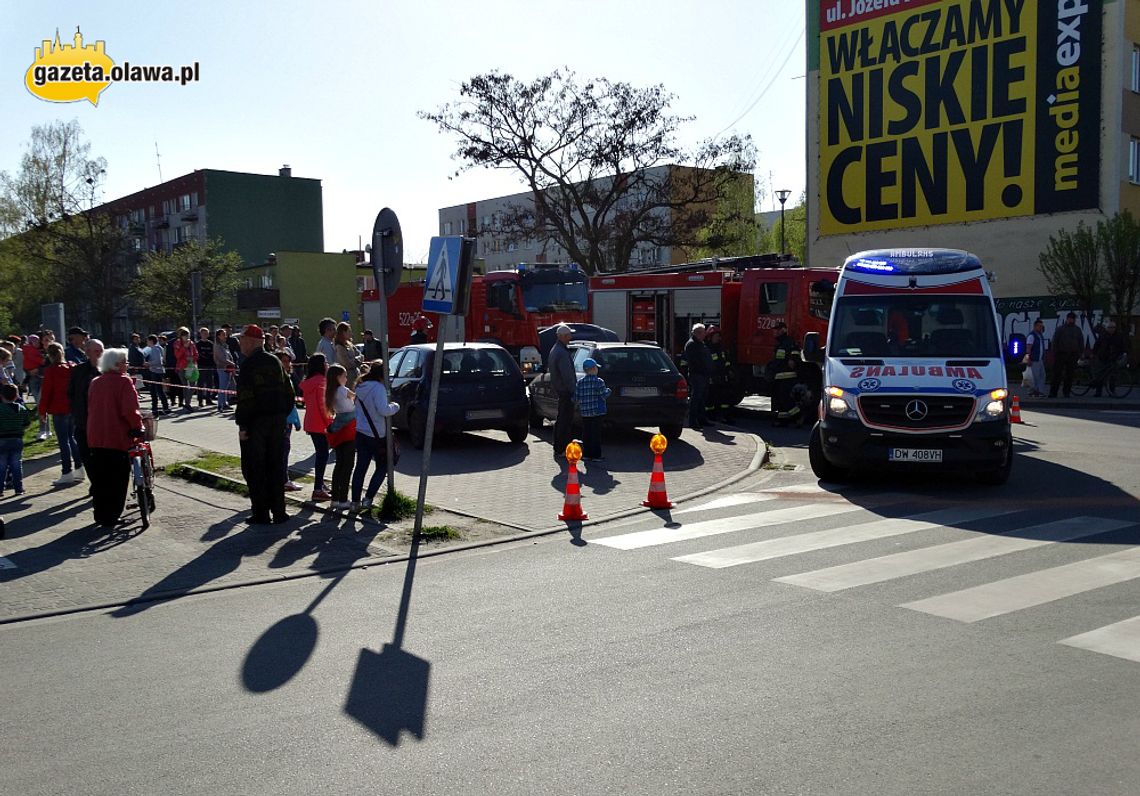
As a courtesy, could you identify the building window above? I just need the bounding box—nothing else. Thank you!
[443,221,453,235]
[191,191,199,208]
[459,219,466,234]
[1132,46,1140,93]
[1131,139,1140,184]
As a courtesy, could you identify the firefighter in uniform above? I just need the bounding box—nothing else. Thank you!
[704,326,737,423]
[772,350,817,427]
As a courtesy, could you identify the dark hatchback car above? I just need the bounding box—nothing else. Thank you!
[529,342,689,440]
[387,343,530,448]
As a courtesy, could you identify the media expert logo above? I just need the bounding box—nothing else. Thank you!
[25,28,199,105]
[816,0,1102,235]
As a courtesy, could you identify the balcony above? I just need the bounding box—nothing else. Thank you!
[237,287,280,309]
[181,208,198,221]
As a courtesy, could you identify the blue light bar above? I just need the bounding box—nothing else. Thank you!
[850,258,895,273]
[843,249,984,276]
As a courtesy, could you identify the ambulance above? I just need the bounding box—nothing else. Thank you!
[802,249,1012,485]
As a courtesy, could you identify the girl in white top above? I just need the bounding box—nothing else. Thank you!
[350,360,400,510]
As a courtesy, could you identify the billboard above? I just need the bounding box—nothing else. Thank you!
[815,0,1102,235]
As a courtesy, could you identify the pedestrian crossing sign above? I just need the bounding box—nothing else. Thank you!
[423,236,463,314]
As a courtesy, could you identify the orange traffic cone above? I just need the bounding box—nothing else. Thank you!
[642,453,674,509]
[558,462,589,521]
[1010,395,1023,424]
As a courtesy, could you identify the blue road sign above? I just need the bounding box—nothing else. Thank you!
[342,310,350,322]
[423,236,463,314]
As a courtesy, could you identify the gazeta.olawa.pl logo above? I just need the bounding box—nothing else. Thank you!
[26,27,199,105]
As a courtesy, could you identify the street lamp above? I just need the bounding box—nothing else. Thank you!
[774,189,792,256]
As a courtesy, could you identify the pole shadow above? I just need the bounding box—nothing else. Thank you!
[343,524,430,745]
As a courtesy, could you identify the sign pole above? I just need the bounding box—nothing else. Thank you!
[371,209,403,506]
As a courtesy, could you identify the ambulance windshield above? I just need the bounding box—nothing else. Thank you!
[830,296,999,359]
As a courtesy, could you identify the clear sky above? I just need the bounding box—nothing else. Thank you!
[1,0,807,264]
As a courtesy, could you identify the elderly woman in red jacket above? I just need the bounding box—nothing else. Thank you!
[87,347,145,529]
[39,342,83,487]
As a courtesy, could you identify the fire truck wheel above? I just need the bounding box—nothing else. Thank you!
[529,398,545,429]
[506,422,529,444]
[808,422,848,483]
[659,423,683,441]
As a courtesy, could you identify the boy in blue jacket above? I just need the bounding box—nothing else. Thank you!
[573,357,611,463]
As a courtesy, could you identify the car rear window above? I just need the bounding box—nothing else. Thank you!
[440,348,517,376]
[578,348,675,374]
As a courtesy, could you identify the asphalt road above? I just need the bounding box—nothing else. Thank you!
[3,407,1139,795]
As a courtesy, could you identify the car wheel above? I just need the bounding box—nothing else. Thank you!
[976,440,1012,486]
[808,422,848,483]
[506,422,529,444]
[409,409,427,450]
[659,423,683,441]
[529,397,545,429]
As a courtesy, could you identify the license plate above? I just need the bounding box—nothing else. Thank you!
[621,386,659,397]
[888,448,943,463]
[465,409,503,420]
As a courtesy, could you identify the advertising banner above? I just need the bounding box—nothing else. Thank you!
[816,0,1102,235]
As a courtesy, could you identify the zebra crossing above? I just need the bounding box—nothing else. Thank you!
[593,487,1140,666]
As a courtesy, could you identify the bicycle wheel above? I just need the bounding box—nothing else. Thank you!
[144,456,156,513]
[132,457,150,530]
[1108,366,1133,399]
[1070,364,1092,396]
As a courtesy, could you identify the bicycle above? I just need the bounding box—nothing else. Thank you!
[128,412,158,529]
[1071,355,1133,399]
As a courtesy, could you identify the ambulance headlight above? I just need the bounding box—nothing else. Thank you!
[977,389,1007,420]
[825,386,856,418]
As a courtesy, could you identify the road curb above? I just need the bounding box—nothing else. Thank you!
[0,433,767,626]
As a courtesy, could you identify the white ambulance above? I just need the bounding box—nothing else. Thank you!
[803,249,1011,485]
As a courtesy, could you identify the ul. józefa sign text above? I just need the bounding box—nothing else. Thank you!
[817,0,1102,235]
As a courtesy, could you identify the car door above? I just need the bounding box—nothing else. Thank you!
[388,349,421,428]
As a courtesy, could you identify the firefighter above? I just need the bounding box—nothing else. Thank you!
[704,326,737,423]
[409,314,433,345]
[772,350,816,427]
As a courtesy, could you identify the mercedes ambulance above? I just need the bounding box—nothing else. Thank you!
[803,249,1012,485]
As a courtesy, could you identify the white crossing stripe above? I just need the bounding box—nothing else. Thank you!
[1059,615,1140,664]
[675,493,777,515]
[672,507,1016,569]
[902,546,1140,623]
[593,503,861,551]
[774,517,1133,592]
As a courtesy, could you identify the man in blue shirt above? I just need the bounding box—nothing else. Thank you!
[1024,318,1046,397]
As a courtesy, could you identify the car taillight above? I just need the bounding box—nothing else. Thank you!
[675,377,689,399]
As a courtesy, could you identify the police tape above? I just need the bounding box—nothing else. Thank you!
[130,375,310,409]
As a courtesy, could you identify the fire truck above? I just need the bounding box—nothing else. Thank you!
[589,255,838,394]
[361,262,591,359]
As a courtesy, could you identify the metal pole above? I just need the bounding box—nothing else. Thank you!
[413,315,449,539]
[775,189,791,256]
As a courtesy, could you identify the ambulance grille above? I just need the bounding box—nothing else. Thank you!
[858,395,975,429]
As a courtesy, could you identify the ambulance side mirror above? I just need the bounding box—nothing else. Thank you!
[802,332,823,364]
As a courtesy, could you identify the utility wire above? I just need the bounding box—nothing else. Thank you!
[714,27,805,139]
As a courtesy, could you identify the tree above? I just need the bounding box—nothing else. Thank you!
[129,239,243,330]
[1038,221,1101,321]
[1097,210,1140,332]
[420,69,757,274]
[758,193,807,264]
[0,120,133,337]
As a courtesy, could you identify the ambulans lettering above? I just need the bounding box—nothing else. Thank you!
[847,365,981,379]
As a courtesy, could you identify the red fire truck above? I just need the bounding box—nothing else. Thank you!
[589,255,837,394]
[361,262,590,358]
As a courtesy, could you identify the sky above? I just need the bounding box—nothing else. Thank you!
[1,0,808,264]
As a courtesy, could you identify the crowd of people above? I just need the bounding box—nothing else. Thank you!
[0,315,404,529]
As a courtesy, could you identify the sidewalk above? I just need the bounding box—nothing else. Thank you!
[155,408,764,531]
[0,410,762,623]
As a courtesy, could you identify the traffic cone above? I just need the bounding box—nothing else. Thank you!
[558,461,589,521]
[1010,395,1023,424]
[642,453,674,509]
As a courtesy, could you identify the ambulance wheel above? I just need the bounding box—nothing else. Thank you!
[659,423,683,441]
[529,398,545,429]
[976,441,1012,486]
[809,423,847,483]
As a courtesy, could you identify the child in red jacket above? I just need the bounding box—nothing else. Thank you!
[39,343,83,486]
